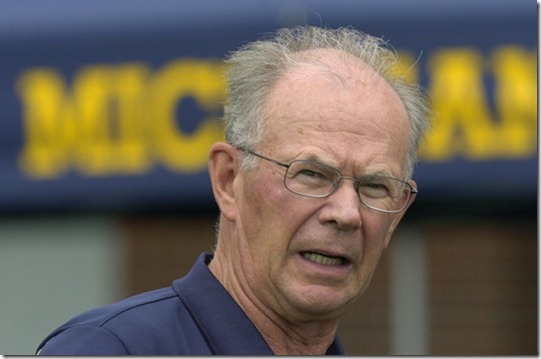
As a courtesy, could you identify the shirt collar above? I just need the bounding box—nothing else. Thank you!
[173,252,345,355]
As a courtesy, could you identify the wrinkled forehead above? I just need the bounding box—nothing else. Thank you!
[259,48,410,169]
[264,48,407,131]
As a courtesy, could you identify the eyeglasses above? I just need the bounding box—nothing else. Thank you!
[240,149,417,213]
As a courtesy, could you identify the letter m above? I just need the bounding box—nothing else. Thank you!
[17,69,79,178]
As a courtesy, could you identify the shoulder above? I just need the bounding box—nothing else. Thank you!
[55,286,180,329]
[38,286,206,355]
[37,325,128,355]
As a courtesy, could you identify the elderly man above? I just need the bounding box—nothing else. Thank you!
[37,26,430,355]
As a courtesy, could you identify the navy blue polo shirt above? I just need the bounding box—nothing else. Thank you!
[37,253,345,355]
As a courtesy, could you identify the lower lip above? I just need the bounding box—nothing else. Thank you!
[296,253,353,279]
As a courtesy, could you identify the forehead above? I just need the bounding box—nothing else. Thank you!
[264,48,407,123]
[260,49,409,172]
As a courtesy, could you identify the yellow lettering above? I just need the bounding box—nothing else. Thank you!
[74,64,150,175]
[151,59,225,172]
[491,46,537,158]
[420,48,497,161]
[20,49,531,180]
[110,64,152,173]
[16,69,78,178]
[17,64,150,178]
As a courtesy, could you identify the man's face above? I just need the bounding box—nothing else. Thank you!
[225,54,413,322]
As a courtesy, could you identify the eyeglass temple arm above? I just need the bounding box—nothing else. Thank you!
[241,148,290,168]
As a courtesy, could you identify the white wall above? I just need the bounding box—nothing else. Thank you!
[389,227,429,355]
[0,216,126,355]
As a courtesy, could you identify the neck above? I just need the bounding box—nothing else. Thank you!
[257,316,338,355]
[209,244,339,355]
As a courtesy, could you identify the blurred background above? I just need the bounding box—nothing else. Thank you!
[0,0,537,355]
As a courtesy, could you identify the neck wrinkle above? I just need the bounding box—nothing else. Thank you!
[209,229,339,355]
[258,318,338,355]
[211,252,338,355]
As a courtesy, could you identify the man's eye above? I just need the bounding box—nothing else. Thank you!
[360,183,390,198]
[295,169,330,183]
[298,169,325,178]
[292,168,334,186]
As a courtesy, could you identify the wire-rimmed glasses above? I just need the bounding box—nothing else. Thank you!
[240,148,417,214]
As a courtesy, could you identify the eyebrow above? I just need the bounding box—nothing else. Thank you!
[362,169,395,178]
[294,154,397,180]
[299,153,329,164]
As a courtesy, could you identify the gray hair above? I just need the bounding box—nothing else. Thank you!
[223,26,431,179]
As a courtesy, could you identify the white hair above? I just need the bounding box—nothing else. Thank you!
[223,26,431,178]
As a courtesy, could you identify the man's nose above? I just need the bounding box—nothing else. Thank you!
[318,179,362,230]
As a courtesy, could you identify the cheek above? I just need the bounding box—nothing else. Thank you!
[240,172,276,221]
[241,174,313,255]
[238,177,299,286]
[349,215,394,292]
[240,174,289,246]
[361,212,396,259]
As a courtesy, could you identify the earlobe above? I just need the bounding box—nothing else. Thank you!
[208,142,240,222]
[383,213,404,250]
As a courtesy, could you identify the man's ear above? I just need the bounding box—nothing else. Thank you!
[208,142,240,222]
[382,179,417,249]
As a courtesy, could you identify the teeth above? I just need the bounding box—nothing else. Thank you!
[302,252,344,266]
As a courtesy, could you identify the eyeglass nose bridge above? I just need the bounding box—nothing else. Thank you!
[327,175,362,198]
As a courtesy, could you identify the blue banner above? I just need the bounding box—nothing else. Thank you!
[0,0,536,213]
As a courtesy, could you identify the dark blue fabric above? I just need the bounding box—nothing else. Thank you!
[37,252,345,355]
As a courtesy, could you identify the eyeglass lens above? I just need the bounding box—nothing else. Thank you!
[284,160,410,212]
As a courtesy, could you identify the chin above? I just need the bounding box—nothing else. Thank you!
[288,286,359,320]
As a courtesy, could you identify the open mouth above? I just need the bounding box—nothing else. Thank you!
[301,251,348,266]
